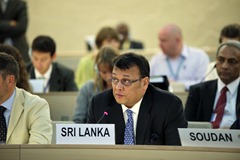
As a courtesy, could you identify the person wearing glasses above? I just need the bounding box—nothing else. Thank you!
[87,52,187,145]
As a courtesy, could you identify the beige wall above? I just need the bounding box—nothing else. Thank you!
[26,0,240,55]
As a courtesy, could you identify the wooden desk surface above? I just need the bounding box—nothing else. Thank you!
[1,145,239,160]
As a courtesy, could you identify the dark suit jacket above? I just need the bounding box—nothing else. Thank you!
[27,62,78,92]
[0,0,30,63]
[185,80,240,121]
[88,84,187,145]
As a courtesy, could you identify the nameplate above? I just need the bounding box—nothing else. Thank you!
[178,128,240,148]
[56,124,115,144]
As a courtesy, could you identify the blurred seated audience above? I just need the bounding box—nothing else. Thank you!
[0,44,31,92]
[26,35,78,92]
[185,41,240,129]
[75,26,120,89]
[73,47,119,123]
[116,22,144,50]
[205,23,240,81]
[150,24,209,90]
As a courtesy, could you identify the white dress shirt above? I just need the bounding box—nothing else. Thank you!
[121,98,142,143]
[34,64,53,93]
[1,89,16,127]
[211,77,239,128]
[150,44,210,90]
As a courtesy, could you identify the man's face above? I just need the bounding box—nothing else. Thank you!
[158,31,178,57]
[111,66,148,108]
[0,75,11,104]
[31,51,54,75]
[216,45,240,84]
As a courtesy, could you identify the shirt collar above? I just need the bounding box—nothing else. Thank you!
[121,98,143,114]
[34,64,53,80]
[1,88,16,111]
[217,76,240,94]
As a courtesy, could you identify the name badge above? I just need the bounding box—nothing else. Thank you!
[178,128,240,148]
[56,124,115,144]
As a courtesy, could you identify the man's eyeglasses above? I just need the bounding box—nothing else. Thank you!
[111,77,142,86]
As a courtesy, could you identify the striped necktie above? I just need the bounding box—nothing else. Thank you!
[212,86,228,129]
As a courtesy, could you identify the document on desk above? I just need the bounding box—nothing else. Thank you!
[56,124,115,144]
[178,128,240,148]
[29,79,45,93]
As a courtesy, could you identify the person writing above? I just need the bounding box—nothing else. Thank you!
[0,52,52,144]
[26,35,78,92]
[88,52,187,145]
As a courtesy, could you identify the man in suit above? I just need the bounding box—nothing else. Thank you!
[26,35,78,92]
[116,23,144,50]
[88,52,187,145]
[0,52,52,144]
[0,0,30,63]
[185,41,240,129]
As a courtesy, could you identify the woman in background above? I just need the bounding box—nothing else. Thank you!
[0,44,32,92]
[75,26,120,89]
[73,46,119,123]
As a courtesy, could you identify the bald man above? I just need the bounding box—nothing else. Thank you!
[150,24,210,90]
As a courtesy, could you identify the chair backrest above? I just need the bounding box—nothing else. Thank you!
[36,92,78,121]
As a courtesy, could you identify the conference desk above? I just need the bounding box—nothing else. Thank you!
[1,145,239,160]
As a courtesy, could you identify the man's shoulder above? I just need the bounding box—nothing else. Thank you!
[190,80,217,90]
[53,62,74,74]
[16,88,48,107]
[148,84,179,100]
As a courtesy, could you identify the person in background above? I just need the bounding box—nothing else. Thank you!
[73,47,119,123]
[26,35,78,92]
[0,44,31,92]
[88,52,187,145]
[0,0,30,63]
[205,23,240,81]
[150,24,209,90]
[185,41,240,129]
[75,26,120,89]
[0,52,52,144]
[116,22,144,50]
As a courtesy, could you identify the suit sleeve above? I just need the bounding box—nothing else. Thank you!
[28,99,52,144]
[164,97,187,145]
[184,85,199,121]
[64,69,78,91]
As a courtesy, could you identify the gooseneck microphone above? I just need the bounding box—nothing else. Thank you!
[97,107,110,123]
[201,64,216,82]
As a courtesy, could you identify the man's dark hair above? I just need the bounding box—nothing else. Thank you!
[32,35,56,57]
[219,24,240,43]
[0,52,19,82]
[113,52,150,78]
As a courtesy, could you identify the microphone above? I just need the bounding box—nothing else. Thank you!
[97,107,110,123]
[201,64,216,82]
